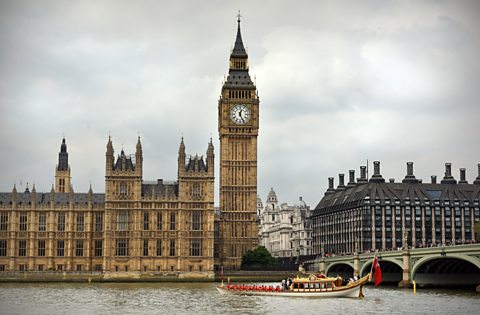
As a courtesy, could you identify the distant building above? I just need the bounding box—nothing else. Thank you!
[311,162,480,256]
[258,188,312,258]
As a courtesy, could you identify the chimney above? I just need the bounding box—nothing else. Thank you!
[347,170,356,187]
[357,166,368,183]
[459,168,468,184]
[325,177,335,195]
[474,164,480,185]
[431,175,437,184]
[446,163,452,177]
[337,174,346,191]
[402,162,420,183]
[369,161,385,183]
[441,163,457,184]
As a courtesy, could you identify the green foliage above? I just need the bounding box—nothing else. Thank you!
[241,246,275,267]
[474,222,480,240]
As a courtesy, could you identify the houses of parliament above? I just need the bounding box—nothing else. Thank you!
[0,16,258,277]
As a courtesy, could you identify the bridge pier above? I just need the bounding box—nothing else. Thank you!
[353,254,360,276]
[319,258,326,275]
[398,249,412,288]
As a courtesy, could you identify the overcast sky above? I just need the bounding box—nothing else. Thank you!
[1,0,479,207]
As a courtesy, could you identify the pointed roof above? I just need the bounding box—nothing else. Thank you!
[60,138,67,153]
[231,13,248,58]
[57,138,69,171]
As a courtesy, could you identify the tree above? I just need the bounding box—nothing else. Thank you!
[474,221,480,241]
[241,246,275,267]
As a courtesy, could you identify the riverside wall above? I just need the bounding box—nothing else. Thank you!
[0,270,299,283]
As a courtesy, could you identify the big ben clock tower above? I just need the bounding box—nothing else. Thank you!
[218,13,259,269]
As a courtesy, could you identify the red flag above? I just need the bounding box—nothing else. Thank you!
[372,256,383,286]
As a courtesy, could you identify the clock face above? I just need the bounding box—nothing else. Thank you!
[230,104,251,125]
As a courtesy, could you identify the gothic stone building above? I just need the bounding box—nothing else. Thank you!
[258,188,312,258]
[312,162,480,256]
[0,16,258,274]
[0,137,215,276]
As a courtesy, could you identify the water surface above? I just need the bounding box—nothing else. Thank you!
[0,282,479,315]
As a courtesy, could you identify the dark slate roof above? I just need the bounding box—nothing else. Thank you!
[114,150,135,171]
[313,182,480,216]
[0,192,105,206]
[57,138,69,171]
[142,180,178,198]
[223,70,255,89]
[186,156,207,172]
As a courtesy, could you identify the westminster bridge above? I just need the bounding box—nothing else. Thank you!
[303,243,480,288]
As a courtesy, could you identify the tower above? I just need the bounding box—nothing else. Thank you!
[218,14,259,269]
[104,136,143,271]
[55,138,71,193]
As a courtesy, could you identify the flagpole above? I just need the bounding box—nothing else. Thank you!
[369,255,376,282]
[221,265,224,287]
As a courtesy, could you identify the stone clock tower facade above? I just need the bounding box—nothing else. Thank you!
[218,16,259,269]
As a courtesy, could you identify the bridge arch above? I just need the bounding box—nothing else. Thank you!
[412,254,480,278]
[325,262,354,278]
[360,257,403,277]
[411,254,480,287]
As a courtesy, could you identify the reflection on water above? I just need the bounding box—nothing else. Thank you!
[0,282,479,315]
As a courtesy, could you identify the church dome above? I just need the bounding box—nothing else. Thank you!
[257,195,263,208]
[295,197,307,208]
[267,187,278,203]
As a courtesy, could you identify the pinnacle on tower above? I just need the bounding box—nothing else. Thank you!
[179,137,185,154]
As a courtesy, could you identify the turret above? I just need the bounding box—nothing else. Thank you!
[206,138,214,175]
[55,138,71,193]
[178,137,186,177]
[12,184,17,208]
[88,184,93,206]
[31,184,36,208]
[135,136,143,177]
[106,136,114,176]
[50,184,55,207]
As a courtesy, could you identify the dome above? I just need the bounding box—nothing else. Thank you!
[267,187,278,202]
[257,195,263,208]
[295,197,307,208]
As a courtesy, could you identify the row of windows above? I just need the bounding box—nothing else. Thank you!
[0,210,206,232]
[0,212,103,232]
[0,239,203,257]
[140,211,202,231]
[0,264,207,273]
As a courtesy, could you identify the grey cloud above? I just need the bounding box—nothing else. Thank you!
[1,0,479,207]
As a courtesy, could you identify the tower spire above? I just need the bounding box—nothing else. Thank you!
[231,11,247,58]
[55,137,71,193]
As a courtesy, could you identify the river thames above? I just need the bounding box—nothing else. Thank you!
[0,283,479,315]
